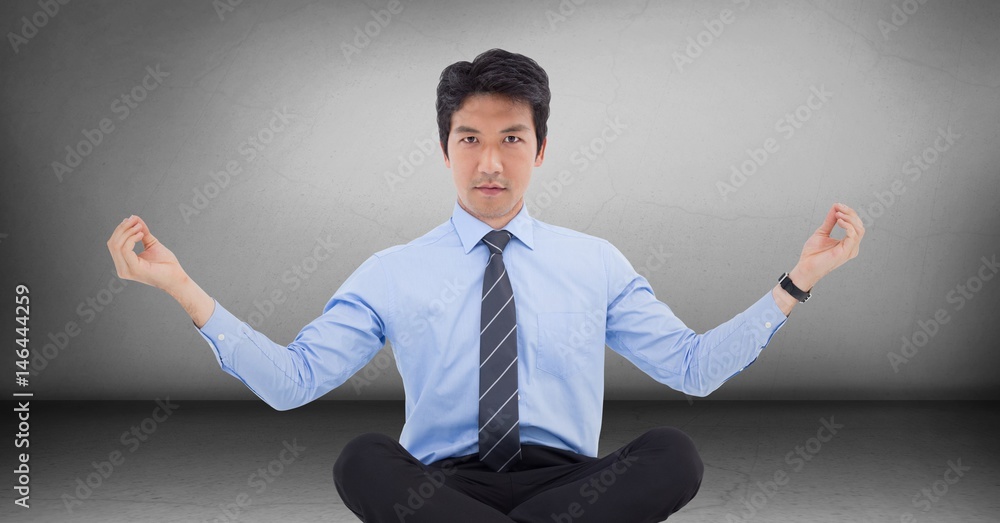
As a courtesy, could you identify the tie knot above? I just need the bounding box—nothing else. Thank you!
[482,229,512,255]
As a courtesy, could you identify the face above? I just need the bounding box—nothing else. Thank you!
[443,93,546,230]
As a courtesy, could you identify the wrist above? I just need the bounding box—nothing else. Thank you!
[167,273,215,328]
[788,265,818,292]
[164,271,194,299]
[771,283,798,317]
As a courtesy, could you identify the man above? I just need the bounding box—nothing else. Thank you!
[107,48,864,522]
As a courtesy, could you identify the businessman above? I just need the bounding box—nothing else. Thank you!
[107,49,864,522]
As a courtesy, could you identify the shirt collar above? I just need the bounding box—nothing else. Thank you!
[451,197,535,254]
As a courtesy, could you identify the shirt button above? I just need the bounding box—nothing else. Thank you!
[764,322,772,328]
[217,333,225,341]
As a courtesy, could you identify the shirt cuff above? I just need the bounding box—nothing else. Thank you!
[716,289,790,388]
[745,288,789,349]
[194,298,244,367]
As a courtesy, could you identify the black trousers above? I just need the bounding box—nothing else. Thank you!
[333,426,704,522]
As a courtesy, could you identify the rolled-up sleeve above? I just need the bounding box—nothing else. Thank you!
[602,241,787,397]
[194,254,392,410]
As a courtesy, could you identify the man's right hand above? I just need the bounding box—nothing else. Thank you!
[107,215,187,292]
[106,215,216,327]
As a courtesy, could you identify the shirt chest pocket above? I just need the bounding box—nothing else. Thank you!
[535,311,605,380]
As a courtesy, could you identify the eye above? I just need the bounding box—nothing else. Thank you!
[460,136,478,144]
[504,136,521,143]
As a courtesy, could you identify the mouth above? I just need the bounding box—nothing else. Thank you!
[476,186,505,196]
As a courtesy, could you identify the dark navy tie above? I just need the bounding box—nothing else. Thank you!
[478,229,521,472]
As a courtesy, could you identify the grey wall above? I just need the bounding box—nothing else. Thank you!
[2,0,998,401]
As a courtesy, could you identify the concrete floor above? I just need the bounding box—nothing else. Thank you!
[1,401,996,522]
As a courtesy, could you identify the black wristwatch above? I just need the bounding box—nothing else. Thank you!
[778,272,811,302]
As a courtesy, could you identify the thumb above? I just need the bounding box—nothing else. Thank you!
[815,203,837,237]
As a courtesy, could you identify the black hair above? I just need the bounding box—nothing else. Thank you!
[436,48,550,159]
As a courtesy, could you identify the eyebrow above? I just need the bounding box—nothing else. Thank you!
[454,124,531,134]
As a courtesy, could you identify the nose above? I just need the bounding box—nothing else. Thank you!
[477,143,502,175]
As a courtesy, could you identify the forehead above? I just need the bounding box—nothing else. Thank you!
[451,93,534,128]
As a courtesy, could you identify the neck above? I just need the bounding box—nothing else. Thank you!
[460,197,523,230]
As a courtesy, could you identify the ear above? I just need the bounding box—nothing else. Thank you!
[533,137,547,167]
[441,141,451,168]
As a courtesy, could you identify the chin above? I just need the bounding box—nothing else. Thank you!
[472,201,510,218]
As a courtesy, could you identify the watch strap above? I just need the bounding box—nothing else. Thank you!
[778,272,811,302]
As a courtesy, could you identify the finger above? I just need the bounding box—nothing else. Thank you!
[133,215,158,249]
[120,229,145,274]
[108,217,127,261]
[115,216,151,255]
[836,217,860,257]
[816,204,838,237]
[836,203,865,238]
[108,216,138,276]
[837,216,856,237]
[110,215,138,252]
[109,239,126,278]
[117,222,143,272]
[836,208,864,255]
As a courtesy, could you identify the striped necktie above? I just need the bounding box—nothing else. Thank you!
[478,229,521,472]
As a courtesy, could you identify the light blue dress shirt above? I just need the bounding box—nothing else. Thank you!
[195,199,788,465]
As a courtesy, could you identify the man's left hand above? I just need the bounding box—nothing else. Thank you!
[789,202,866,290]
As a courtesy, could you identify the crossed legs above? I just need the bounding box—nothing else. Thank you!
[334,427,703,523]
